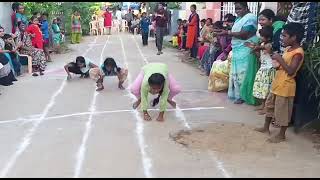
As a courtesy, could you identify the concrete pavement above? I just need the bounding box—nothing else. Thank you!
[0,33,319,178]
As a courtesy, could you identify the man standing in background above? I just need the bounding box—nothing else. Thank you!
[154,2,168,55]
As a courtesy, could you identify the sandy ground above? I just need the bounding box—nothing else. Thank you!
[0,32,319,178]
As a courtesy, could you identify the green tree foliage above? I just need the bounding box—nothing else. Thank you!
[302,8,320,119]
[23,2,103,36]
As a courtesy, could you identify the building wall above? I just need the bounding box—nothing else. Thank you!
[0,2,13,33]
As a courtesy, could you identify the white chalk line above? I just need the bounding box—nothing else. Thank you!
[122,34,153,178]
[132,35,232,178]
[208,151,232,178]
[0,106,226,125]
[0,36,99,178]
[73,35,110,178]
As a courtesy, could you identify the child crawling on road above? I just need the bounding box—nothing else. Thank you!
[90,57,128,91]
[64,56,128,91]
[64,56,98,79]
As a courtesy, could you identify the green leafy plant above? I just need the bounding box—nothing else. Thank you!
[302,8,320,119]
[23,2,103,36]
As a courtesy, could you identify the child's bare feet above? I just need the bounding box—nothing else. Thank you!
[254,127,270,134]
[167,99,177,108]
[156,115,164,122]
[267,134,285,143]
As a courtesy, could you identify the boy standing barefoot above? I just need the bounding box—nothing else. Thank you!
[255,23,305,143]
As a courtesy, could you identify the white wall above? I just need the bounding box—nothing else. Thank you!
[0,2,13,33]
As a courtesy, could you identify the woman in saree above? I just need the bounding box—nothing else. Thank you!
[52,18,62,51]
[16,22,46,76]
[15,4,28,27]
[186,4,199,60]
[216,2,259,105]
[71,10,82,44]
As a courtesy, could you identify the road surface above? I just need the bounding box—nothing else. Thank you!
[0,33,319,178]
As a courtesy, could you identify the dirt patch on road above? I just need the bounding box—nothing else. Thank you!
[170,122,290,155]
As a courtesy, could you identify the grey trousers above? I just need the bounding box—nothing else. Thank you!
[156,27,166,52]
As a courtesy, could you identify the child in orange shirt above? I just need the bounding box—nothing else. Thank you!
[255,23,305,143]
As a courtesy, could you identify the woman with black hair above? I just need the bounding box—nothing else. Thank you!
[130,63,181,122]
[258,9,285,53]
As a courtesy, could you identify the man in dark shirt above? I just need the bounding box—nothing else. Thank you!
[154,2,168,55]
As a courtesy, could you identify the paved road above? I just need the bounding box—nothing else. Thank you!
[0,33,319,178]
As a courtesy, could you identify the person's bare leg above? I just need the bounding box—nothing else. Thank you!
[96,76,104,91]
[167,99,177,108]
[117,74,125,90]
[255,99,265,111]
[133,98,141,109]
[267,126,287,143]
[255,116,272,134]
[44,46,52,62]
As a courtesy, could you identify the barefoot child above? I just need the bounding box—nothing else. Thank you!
[255,23,305,143]
[246,26,275,115]
[92,57,128,91]
[130,63,181,122]
[64,56,98,80]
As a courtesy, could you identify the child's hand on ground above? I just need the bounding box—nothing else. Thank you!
[67,74,72,80]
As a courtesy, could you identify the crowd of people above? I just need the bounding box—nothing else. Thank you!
[170,2,306,143]
[0,2,64,93]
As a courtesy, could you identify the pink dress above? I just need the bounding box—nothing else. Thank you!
[130,71,181,101]
[197,45,209,61]
[103,11,112,28]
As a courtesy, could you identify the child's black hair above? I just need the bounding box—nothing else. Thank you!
[30,15,38,22]
[206,18,213,25]
[76,56,86,65]
[213,21,224,29]
[42,12,49,17]
[32,11,39,16]
[224,14,236,23]
[259,25,273,42]
[148,73,165,107]
[2,34,12,40]
[102,57,121,73]
[200,19,206,24]
[283,22,305,44]
[12,2,20,11]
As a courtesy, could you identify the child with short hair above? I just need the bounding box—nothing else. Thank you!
[255,23,305,143]
[140,12,151,46]
[64,56,98,80]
